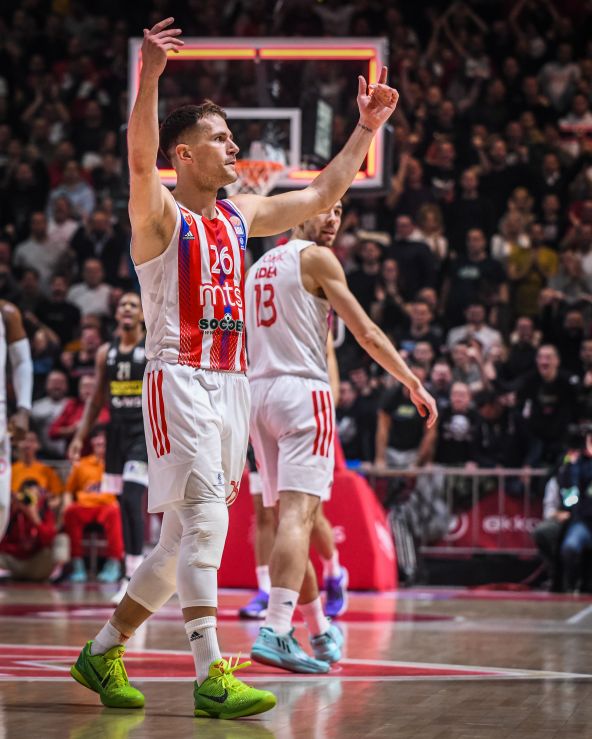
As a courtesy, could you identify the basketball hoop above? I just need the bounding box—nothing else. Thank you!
[226,160,284,196]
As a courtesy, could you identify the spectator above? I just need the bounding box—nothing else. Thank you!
[11,431,64,497]
[396,299,442,356]
[0,480,69,581]
[491,212,531,265]
[31,370,70,459]
[432,382,479,466]
[507,222,558,319]
[0,264,22,305]
[47,195,78,255]
[415,203,448,261]
[473,389,520,467]
[539,193,566,249]
[450,341,488,395]
[426,360,453,412]
[34,274,81,346]
[442,228,508,329]
[335,380,370,461]
[533,473,572,592]
[385,156,435,220]
[370,258,407,337]
[576,340,592,422]
[70,209,126,285]
[386,215,437,301]
[347,239,383,314]
[13,211,69,291]
[538,43,580,111]
[63,430,123,584]
[502,316,539,383]
[67,258,112,317]
[446,303,503,355]
[60,324,102,394]
[18,268,43,315]
[47,159,95,221]
[347,366,380,460]
[445,167,495,250]
[375,368,436,469]
[518,345,577,466]
[547,249,592,305]
[48,374,109,452]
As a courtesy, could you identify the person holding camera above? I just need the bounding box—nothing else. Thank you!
[0,479,68,581]
[559,428,592,592]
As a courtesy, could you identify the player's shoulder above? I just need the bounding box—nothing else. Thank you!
[299,242,339,272]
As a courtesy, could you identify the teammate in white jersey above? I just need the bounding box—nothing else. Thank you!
[69,17,400,717]
[246,202,438,673]
[0,301,33,540]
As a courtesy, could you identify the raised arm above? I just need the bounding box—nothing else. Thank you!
[304,247,438,427]
[128,18,183,265]
[2,301,32,441]
[68,343,109,462]
[234,67,399,237]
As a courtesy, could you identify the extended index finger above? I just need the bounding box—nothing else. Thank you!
[150,16,175,34]
[379,65,388,84]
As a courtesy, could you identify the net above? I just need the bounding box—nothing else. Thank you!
[226,160,284,196]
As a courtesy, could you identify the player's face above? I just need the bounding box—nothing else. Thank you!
[179,115,240,190]
[301,202,343,247]
[116,294,143,330]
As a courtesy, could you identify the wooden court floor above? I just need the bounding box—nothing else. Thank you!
[0,585,591,739]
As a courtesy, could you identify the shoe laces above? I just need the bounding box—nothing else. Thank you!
[102,647,129,688]
[213,655,251,693]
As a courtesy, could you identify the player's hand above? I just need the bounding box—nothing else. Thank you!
[8,409,29,443]
[68,436,84,464]
[141,17,184,77]
[357,66,399,131]
[409,384,438,428]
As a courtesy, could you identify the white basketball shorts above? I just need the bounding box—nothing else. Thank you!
[249,375,335,508]
[143,360,250,513]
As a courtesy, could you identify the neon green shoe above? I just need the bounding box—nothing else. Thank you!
[194,657,276,719]
[70,641,145,709]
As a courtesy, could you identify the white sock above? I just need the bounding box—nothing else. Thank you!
[321,551,341,579]
[125,554,144,578]
[185,616,222,685]
[256,565,271,594]
[91,620,130,655]
[300,596,331,638]
[264,587,298,634]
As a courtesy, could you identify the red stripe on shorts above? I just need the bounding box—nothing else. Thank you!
[312,390,322,455]
[323,390,334,458]
[156,369,171,454]
[320,390,330,457]
[150,371,165,457]
[146,372,160,458]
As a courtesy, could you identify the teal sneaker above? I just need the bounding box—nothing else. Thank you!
[251,626,330,674]
[97,558,121,583]
[70,557,87,583]
[310,622,344,663]
[70,641,145,708]
[194,657,276,719]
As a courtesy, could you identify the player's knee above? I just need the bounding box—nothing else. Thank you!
[255,502,276,529]
[182,502,229,570]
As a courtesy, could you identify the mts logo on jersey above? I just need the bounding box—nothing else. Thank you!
[199,283,243,309]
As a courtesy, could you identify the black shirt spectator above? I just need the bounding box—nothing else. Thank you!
[385,216,436,302]
[434,383,479,465]
[70,209,125,286]
[444,168,495,251]
[35,275,81,347]
[347,239,383,314]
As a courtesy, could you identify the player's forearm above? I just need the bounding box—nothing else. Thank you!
[128,72,160,174]
[357,323,420,392]
[309,123,375,209]
[75,392,105,442]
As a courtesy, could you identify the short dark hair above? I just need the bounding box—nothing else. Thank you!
[159,101,227,162]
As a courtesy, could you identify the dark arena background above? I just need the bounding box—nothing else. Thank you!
[1,1,592,737]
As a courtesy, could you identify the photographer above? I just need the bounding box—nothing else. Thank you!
[0,479,69,581]
[558,427,592,592]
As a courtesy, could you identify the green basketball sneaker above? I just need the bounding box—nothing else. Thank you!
[193,657,276,719]
[70,641,145,709]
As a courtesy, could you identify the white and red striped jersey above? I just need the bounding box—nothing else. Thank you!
[135,198,248,372]
[245,239,330,383]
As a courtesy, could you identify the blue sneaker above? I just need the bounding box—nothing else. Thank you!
[251,627,330,674]
[324,567,348,618]
[69,557,87,583]
[310,623,343,663]
[97,558,122,583]
[239,589,269,619]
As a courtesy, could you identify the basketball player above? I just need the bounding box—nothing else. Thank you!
[70,17,399,718]
[240,316,347,620]
[247,201,438,672]
[0,301,32,540]
[69,293,148,599]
